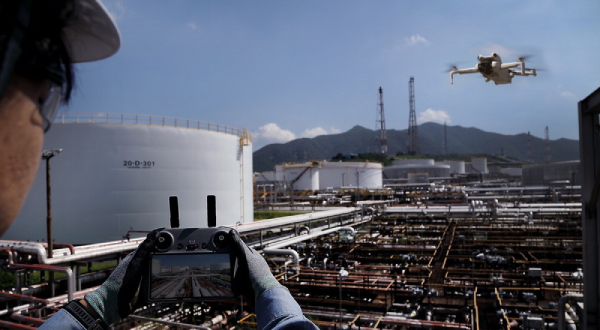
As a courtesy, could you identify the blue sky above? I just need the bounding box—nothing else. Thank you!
[66,1,600,151]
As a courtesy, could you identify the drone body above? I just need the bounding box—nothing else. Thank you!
[450,53,537,85]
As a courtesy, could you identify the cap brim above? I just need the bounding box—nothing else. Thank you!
[62,0,120,63]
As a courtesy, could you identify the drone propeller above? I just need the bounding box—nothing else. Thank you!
[518,54,534,61]
[525,68,546,73]
[443,64,459,73]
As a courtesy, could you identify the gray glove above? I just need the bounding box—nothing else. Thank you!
[84,228,163,325]
[230,229,282,306]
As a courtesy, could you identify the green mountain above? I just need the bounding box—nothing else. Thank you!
[252,122,579,172]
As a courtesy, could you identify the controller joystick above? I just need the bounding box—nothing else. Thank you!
[156,231,174,251]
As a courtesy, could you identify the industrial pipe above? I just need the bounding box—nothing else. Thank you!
[127,314,210,329]
[265,226,358,250]
[283,260,293,280]
[7,273,106,303]
[0,303,37,317]
[10,312,45,326]
[9,264,74,301]
[558,294,583,330]
[0,320,37,330]
[0,292,49,305]
[263,249,300,266]
[0,249,14,264]
[0,238,144,265]
[51,243,75,255]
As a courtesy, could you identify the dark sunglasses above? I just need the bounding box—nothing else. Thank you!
[16,63,65,132]
[38,84,62,132]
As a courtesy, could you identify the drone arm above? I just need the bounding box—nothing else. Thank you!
[449,67,479,84]
[512,68,537,77]
[500,62,520,69]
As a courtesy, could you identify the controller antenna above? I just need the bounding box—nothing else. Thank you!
[169,196,180,228]
[207,195,216,228]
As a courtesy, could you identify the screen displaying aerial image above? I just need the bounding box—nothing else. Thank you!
[150,253,233,300]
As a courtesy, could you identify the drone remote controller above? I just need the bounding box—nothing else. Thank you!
[146,196,236,302]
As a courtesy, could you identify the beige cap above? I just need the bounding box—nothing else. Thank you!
[62,0,121,63]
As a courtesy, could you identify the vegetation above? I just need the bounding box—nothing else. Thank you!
[391,153,521,163]
[331,152,393,166]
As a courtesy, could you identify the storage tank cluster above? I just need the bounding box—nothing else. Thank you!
[5,113,254,244]
[522,160,581,186]
[256,161,383,191]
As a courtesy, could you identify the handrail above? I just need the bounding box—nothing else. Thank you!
[54,112,252,142]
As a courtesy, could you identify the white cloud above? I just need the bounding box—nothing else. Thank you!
[418,109,451,124]
[253,124,342,150]
[560,91,575,98]
[556,85,575,98]
[187,22,197,30]
[254,123,296,145]
[301,127,327,138]
[405,34,430,46]
[301,127,342,138]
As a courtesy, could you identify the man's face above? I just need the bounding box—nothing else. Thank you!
[0,74,48,236]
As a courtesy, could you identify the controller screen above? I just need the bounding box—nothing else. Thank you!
[149,253,233,299]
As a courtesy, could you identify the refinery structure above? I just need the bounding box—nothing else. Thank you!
[0,88,593,330]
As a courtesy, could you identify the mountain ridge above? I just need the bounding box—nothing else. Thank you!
[253,122,579,172]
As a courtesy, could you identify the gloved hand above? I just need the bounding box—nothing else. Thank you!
[230,229,282,306]
[84,228,163,325]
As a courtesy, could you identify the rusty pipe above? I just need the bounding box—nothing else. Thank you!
[0,320,37,330]
[0,292,49,305]
[10,312,45,326]
[51,243,75,255]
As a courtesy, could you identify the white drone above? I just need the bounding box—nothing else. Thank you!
[450,53,537,85]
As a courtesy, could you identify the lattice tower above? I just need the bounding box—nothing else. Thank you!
[545,126,551,163]
[407,77,419,155]
[376,87,388,155]
[527,132,533,163]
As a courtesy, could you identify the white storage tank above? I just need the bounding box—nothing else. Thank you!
[471,157,489,174]
[275,165,284,181]
[5,113,253,244]
[522,160,580,186]
[437,161,466,174]
[500,168,523,177]
[319,161,382,189]
[256,171,276,182]
[282,162,320,191]
[408,173,429,184]
[383,164,450,180]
